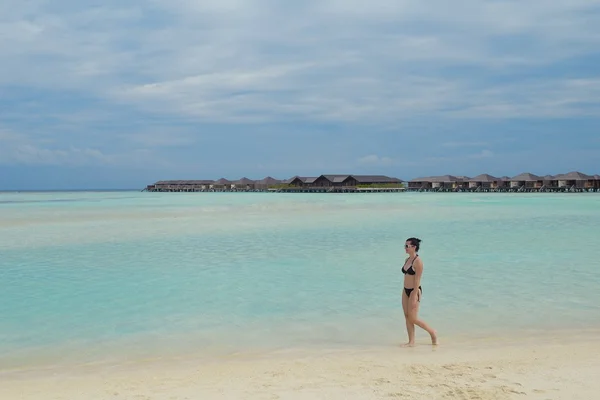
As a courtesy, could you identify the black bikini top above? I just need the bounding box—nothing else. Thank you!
[402,255,418,275]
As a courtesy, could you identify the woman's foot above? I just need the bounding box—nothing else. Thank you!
[430,330,438,345]
[401,342,415,347]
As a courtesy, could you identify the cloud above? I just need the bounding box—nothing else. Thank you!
[0,127,160,168]
[124,130,198,148]
[357,155,397,166]
[0,130,112,166]
[442,141,489,148]
[1,0,600,185]
[470,149,494,159]
[448,78,600,119]
[2,0,600,125]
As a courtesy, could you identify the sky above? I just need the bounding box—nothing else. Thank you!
[1,0,600,190]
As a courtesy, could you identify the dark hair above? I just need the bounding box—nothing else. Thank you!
[406,237,422,252]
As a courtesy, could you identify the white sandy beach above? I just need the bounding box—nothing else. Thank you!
[1,332,599,400]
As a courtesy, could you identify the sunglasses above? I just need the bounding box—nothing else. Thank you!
[404,244,414,249]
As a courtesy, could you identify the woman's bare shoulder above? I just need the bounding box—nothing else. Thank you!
[415,256,424,267]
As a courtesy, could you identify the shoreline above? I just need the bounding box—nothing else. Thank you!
[3,325,599,373]
[1,330,599,399]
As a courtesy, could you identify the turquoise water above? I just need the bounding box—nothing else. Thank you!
[1,192,599,367]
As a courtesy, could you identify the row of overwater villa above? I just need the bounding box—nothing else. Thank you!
[143,171,600,193]
[144,175,403,193]
[408,171,600,192]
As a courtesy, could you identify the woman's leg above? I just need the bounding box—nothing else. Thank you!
[407,289,438,345]
[402,290,415,346]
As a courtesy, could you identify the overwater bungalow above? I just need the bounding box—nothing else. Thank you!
[313,175,355,187]
[407,177,433,191]
[143,171,600,193]
[284,176,319,189]
[407,175,466,191]
[232,177,255,191]
[280,174,403,192]
[354,175,404,186]
[539,175,557,191]
[211,178,233,191]
[146,177,286,192]
[508,173,543,191]
[552,171,596,191]
[466,174,505,191]
[149,180,214,192]
[254,176,282,190]
[429,175,466,191]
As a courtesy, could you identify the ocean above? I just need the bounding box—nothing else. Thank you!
[1,191,599,369]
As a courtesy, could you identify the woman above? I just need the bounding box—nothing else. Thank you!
[401,237,437,346]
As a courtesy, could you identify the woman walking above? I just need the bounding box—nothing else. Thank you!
[401,237,437,346]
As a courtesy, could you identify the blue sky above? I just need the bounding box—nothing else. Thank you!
[1,0,599,190]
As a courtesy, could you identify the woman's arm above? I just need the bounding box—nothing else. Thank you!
[412,257,424,303]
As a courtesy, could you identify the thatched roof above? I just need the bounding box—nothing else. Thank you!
[466,174,500,182]
[595,175,600,180]
[155,180,213,185]
[553,171,593,180]
[321,174,351,183]
[352,175,403,183]
[409,176,435,182]
[510,172,541,181]
[234,177,255,185]
[284,174,403,184]
[284,176,318,184]
[428,175,462,183]
[256,176,281,185]
[409,175,462,183]
[214,178,232,184]
[282,176,300,184]
[309,174,404,183]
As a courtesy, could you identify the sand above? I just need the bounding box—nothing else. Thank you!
[1,333,599,400]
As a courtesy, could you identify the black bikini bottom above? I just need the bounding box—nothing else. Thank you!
[404,286,422,300]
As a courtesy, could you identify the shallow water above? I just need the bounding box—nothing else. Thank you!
[1,191,599,367]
